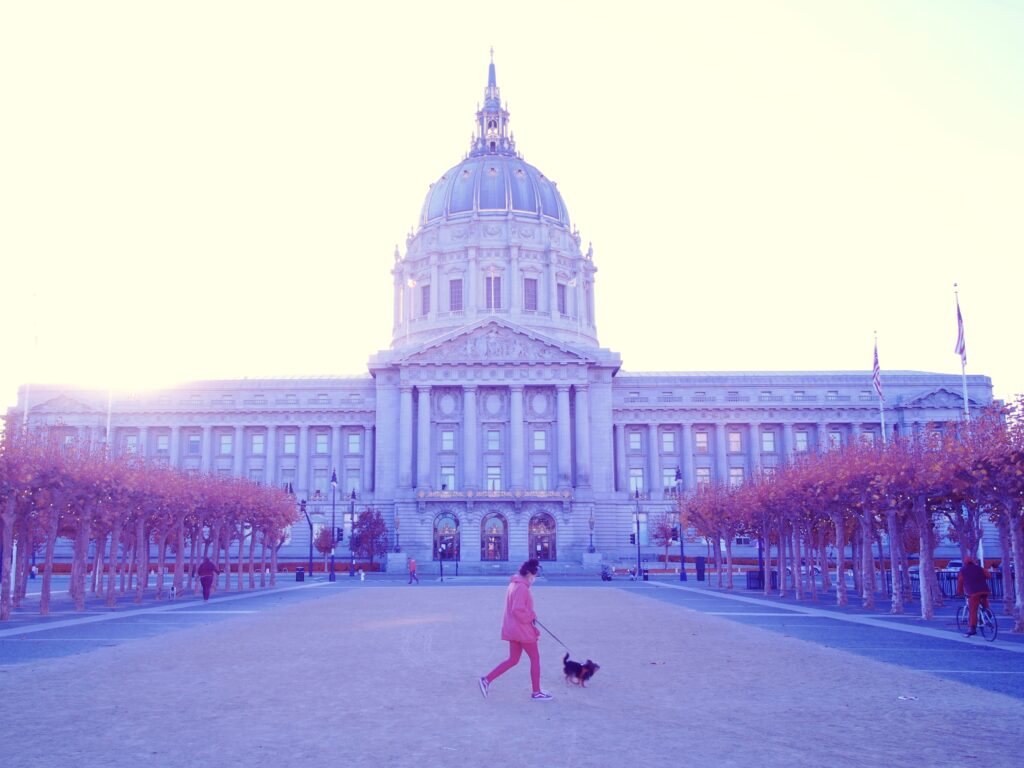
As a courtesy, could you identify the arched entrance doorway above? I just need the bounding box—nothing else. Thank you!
[433,512,460,562]
[528,512,557,561]
[480,512,508,561]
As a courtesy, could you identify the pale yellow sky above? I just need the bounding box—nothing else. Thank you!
[2,0,1022,412]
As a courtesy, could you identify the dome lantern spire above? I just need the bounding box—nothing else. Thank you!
[471,50,515,157]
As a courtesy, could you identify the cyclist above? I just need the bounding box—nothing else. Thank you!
[955,556,991,637]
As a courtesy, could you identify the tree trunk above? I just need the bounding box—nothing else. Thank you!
[713,535,723,588]
[831,513,848,607]
[91,532,106,595]
[40,506,60,616]
[1008,510,1024,633]
[135,517,148,604]
[996,513,1014,616]
[270,536,279,587]
[791,529,803,601]
[861,515,875,611]
[155,530,168,600]
[13,512,31,607]
[917,511,937,621]
[724,536,734,589]
[0,499,16,621]
[887,509,905,615]
[173,517,186,595]
[777,519,787,598]
[236,532,245,591]
[71,516,92,611]
[259,538,268,588]
[248,530,258,590]
[817,528,831,594]
[106,520,122,608]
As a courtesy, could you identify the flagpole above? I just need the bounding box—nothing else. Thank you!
[954,283,970,421]
[874,332,887,444]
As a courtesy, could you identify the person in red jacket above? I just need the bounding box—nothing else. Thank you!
[196,558,219,602]
[479,559,552,701]
[955,556,992,637]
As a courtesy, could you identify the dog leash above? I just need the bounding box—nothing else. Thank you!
[534,619,571,655]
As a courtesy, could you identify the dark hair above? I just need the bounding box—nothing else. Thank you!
[519,559,541,576]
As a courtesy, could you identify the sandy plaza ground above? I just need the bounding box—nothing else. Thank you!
[2,580,1023,768]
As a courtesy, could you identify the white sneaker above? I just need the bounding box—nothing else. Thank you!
[531,690,553,701]
[479,677,489,698]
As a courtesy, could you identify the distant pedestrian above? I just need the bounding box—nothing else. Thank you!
[956,556,991,637]
[479,559,552,701]
[197,558,219,602]
[408,557,419,585]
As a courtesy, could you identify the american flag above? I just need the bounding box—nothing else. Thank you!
[872,341,884,402]
[954,296,967,367]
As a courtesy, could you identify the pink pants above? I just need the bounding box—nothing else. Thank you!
[485,640,541,693]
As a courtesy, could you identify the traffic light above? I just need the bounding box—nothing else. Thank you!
[629,533,636,545]
[335,527,344,542]
[671,526,679,540]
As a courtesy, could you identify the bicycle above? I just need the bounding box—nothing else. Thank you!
[956,595,998,641]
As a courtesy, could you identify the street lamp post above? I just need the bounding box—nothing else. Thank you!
[633,490,642,580]
[588,508,595,553]
[287,483,314,580]
[676,467,686,582]
[394,510,401,553]
[329,469,338,582]
[348,489,357,577]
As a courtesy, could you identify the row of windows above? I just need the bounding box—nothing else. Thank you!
[119,432,363,456]
[626,389,880,403]
[627,428,878,455]
[412,277,580,316]
[630,466,753,494]
[439,427,548,452]
[435,465,550,492]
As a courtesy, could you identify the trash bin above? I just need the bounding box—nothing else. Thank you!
[695,556,706,581]
[745,570,764,590]
[642,569,649,582]
[295,567,305,582]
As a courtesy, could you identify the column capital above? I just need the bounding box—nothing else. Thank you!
[509,383,525,392]
[556,383,571,393]
[399,385,414,394]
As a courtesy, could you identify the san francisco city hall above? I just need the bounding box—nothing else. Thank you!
[11,60,994,573]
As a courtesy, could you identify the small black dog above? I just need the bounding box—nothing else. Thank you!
[563,652,600,687]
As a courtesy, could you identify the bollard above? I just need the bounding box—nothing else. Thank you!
[695,556,706,581]
[296,567,305,582]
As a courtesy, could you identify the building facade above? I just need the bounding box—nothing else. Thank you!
[10,60,994,572]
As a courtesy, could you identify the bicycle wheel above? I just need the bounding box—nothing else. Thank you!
[956,604,968,633]
[980,608,998,642]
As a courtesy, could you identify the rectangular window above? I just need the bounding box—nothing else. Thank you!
[187,434,201,455]
[533,429,546,451]
[795,431,809,452]
[345,469,361,495]
[661,431,676,453]
[251,433,265,455]
[761,431,776,453]
[449,279,463,312]
[313,469,328,497]
[523,278,538,311]
[829,430,842,449]
[861,431,876,445]
[421,284,430,316]
[728,431,741,453]
[156,434,169,454]
[532,466,548,491]
[826,390,839,401]
[557,283,568,315]
[283,433,297,454]
[485,275,501,309]
[440,465,456,490]
[125,434,138,454]
[729,467,744,487]
[696,467,711,489]
[440,430,455,451]
[695,432,709,454]
[347,433,361,454]
[628,468,645,494]
[248,469,263,484]
[627,431,642,451]
[487,430,501,451]
[662,468,678,495]
[219,434,232,455]
[315,433,329,454]
[735,535,752,546]
[280,468,295,489]
[486,466,502,491]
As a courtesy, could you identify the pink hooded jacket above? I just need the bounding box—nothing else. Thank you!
[500,574,540,643]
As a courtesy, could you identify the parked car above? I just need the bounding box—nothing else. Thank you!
[941,559,963,573]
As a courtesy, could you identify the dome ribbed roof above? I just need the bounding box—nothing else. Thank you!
[419,155,570,227]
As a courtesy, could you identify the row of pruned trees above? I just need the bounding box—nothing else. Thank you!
[679,397,1024,633]
[0,430,297,621]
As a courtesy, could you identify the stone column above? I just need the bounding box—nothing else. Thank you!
[363,426,375,492]
[138,426,148,459]
[169,425,181,469]
[783,423,795,465]
[851,423,862,445]
[556,385,572,488]
[467,247,478,317]
[430,256,439,321]
[298,425,310,495]
[509,385,525,490]
[648,423,661,499]
[417,386,432,488]
[548,251,559,316]
[398,386,414,489]
[331,424,342,478]
[681,423,694,492]
[575,385,591,488]
[614,424,627,493]
[749,423,761,477]
[817,422,828,452]
[463,386,478,490]
[266,425,277,488]
[201,426,212,474]
[714,423,727,484]
[509,246,521,318]
[233,425,244,477]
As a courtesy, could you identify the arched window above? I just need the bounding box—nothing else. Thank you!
[528,512,557,561]
[481,512,508,561]
[487,119,497,130]
[434,512,460,562]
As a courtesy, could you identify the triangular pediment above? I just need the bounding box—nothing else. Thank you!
[903,387,975,410]
[31,394,97,414]
[399,320,593,365]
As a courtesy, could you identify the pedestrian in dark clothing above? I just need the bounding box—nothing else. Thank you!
[408,557,419,585]
[956,556,991,637]
[197,558,219,602]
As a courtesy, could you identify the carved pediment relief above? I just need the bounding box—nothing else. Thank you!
[400,321,590,365]
[31,395,97,414]
[903,387,973,410]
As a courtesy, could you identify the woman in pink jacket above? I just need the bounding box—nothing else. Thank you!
[479,559,552,701]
